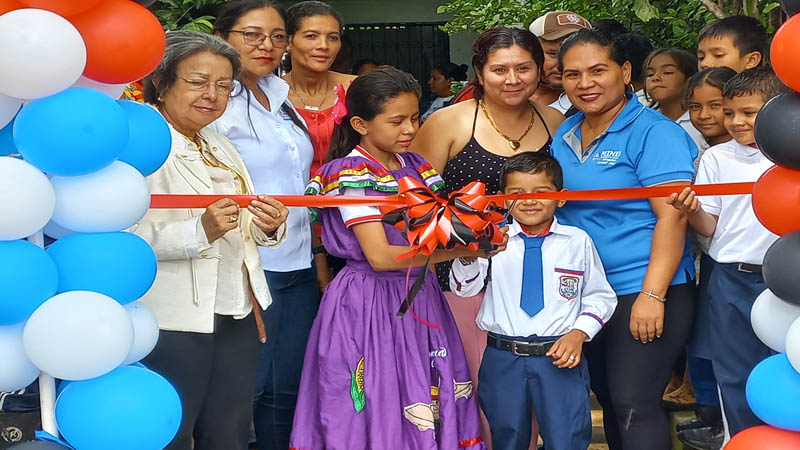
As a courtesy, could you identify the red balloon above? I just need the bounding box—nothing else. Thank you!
[18,0,102,16]
[752,165,800,235]
[70,0,165,84]
[726,425,800,449]
[772,13,800,92]
[0,0,23,14]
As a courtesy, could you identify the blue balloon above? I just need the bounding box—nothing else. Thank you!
[746,353,800,431]
[56,366,182,450]
[46,232,156,304]
[116,100,171,176]
[14,87,129,176]
[0,240,58,325]
[0,116,17,156]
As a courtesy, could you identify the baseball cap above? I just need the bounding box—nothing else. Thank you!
[529,11,590,41]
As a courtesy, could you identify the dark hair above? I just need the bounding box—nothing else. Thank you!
[211,0,307,139]
[286,0,343,36]
[327,66,422,161]
[212,0,286,38]
[499,151,564,191]
[698,15,766,60]
[643,48,698,106]
[352,58,379,74]
[471,27,544,100]
[558,28,627,72]
[592,18,628,38]
[684,67,737,105]
[722,66,789,101]
[434,62,469,82]
[143,31,241,105]
[617,33,654,84]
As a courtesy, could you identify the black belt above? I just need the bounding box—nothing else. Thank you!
[487,334,555,357]
[737,263,762,274]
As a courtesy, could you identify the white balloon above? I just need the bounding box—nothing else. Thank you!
[787,317,800,374]
[122,302,160,365]
[23,291,134,381]
[71,76,128,100]
[0,323,40,392]
[0,92,22,129]
[0,156,55,240]
[751,288,800,353]
[0,9,87,99]
[50,161,150,233]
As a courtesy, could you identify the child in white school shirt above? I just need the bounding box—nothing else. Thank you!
[668,67,787,438]
[450,152,617,450]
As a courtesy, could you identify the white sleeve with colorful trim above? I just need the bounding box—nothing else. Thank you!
[572,235,617,340]
[338,187,383,228]
[449,257,489,297]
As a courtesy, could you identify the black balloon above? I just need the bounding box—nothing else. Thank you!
[763,230,800,305]
[754,93,800,170]
[8,442,70,450]
[782,0,800,16]
[132,0,159,7]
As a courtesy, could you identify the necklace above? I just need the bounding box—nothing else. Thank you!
[181,134,247,195]
[479,101,536,151]
[288,74,331,111]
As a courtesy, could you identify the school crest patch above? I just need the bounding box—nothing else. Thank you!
[559,275,580,300]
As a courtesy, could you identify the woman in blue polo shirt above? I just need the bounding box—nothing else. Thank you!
[550,28,697,450]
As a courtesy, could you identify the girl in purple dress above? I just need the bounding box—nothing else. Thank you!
[290,67,486,450]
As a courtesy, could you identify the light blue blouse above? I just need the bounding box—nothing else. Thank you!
[210,75,315,272]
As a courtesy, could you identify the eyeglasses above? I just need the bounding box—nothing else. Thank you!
[228,30,288,48]
[178,77,234,95]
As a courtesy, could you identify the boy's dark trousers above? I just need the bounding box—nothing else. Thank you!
[709,262,774,435]
[477,333,591,450]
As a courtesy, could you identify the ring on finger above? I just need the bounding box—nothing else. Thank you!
[568,355,576,361]
[229,215,238,223]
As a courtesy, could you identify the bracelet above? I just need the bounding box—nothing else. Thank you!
[640,289,666,302]
[312,245,326,255]
[458,257,476,266]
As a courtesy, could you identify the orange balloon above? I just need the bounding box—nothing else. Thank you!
[726,425,800,449]
[772,13,800,92]
[18,0,102,16]
[752,165,800,235]
[0,0,22,14]
[70,0,165,84]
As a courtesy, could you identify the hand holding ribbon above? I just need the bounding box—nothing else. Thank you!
[379,177,506,316]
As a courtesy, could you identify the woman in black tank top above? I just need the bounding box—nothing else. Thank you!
[409,26,565,449]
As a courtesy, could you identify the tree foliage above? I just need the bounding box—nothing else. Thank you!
[149,0,227,32]
[437,0,785,49]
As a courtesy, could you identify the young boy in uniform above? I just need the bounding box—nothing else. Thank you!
[450,152,617,450]
[668,67,788,438]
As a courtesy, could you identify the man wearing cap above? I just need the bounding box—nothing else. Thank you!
[529,11,590,114]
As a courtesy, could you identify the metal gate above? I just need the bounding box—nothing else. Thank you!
[344,22,451,96]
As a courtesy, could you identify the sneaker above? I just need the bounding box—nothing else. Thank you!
[676,417,708,432]
[677,425,724,450]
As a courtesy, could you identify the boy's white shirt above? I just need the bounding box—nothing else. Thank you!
[450,217,617,340]
[696,139,778,264]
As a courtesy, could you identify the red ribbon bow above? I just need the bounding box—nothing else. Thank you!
[381,177,506,261]
[380,176,506,318]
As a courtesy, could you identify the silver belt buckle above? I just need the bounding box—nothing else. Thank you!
[511,340,530,356]
[737,263,755,273]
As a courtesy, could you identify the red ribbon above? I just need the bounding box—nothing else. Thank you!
[150,182,755,209]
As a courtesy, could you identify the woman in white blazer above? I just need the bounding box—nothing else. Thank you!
[130,31,289,450]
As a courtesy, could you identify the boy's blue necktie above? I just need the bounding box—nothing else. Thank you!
[520,234,549,317]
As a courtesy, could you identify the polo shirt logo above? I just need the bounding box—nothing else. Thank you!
[558,275,579,300]
[595,150,622,166]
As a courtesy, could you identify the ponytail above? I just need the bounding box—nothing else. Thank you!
[326,119,361,162]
